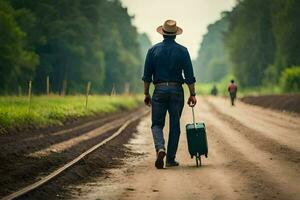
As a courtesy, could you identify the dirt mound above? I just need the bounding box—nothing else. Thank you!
[240,94,300,114]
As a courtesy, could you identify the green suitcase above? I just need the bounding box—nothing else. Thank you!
[186,107,208,167]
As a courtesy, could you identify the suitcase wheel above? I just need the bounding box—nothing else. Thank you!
[196,153,201,167]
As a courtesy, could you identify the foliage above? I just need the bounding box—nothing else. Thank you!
[0,95,142,133]
[271,0,300,74]
[0,0,150,95]
[194,74,237,96]
[280,66,300,92]
[225,0,275,87]
[0,1,38,94]
[194,83,215,95]
[193,14,230,83]
[138,33,152,61]
[195,0,300,91]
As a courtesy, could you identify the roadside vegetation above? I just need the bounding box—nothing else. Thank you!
[193,0,300,94]
[0,0,150,134]
[195,73,292,97]
[0,0,152,95]
[0,95,142,133]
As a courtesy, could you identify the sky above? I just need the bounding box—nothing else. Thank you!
[121,0,236,59]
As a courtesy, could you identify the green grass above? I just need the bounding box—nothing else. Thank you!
[0,95,143,133]
[236,86,283,97]
[194,82,285,97]
[194,83,216,95]
[194,82,231,96]
[194,72,286,97]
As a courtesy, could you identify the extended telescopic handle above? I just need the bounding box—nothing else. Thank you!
[192,106,196,128]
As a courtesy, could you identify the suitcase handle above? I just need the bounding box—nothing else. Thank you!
[192,106,196,128]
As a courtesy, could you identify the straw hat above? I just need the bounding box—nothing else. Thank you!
[157,20,183,36]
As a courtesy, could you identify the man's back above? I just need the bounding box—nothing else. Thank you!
[143,38,195,85]
[228,83,237,93]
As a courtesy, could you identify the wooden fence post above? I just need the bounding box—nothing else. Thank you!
[61,80,67,96]
[85,81,91,108]
[28,81,32,112]
[124,83,130,95]
[46,76,50,95]
[111,83,116,96]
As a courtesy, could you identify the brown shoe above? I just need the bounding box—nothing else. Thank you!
[155,149,166,169]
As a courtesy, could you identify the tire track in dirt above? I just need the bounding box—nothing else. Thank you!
[0,108,146,198]
[204,98,300,164]
[28,117,127,157]
[207,97,300,152]
[76,99,294,200]
[19,120,143,200]
[200,98,300,200]
[0,109,137,156]
[235,99,300,130]
[108,114,242,200]
[205,124,290,200]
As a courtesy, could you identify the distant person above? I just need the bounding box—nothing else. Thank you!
[228,80,237,106]
[211,85,218,96]
[142,20,197,169]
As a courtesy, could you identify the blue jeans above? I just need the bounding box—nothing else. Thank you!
[151,85,184,162]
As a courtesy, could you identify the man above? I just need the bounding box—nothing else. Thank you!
[142,20,197,169]
[211,84,218,96]
[228,79,238,106]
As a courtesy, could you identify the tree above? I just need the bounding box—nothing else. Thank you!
[4,0,143,94]
[225,0,275,87]
[193,14,230,83]
[0,1,38,94]
[269,0,300,81]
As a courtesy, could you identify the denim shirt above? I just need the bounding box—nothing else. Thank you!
[142,38,196,84]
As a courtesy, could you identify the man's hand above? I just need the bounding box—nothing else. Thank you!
[144,94,151,106]
[187,96,197,107]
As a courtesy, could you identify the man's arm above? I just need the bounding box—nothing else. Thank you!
[187,83,197,107]
[144,81,150,95]
[144,82,151,106]
[142,49,153,83]
[182,50,197,107]
[187,83,195,96]
[142,49,153,107]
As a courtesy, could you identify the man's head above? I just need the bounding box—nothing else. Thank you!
[231,80,235,83]
[157,20,182,36]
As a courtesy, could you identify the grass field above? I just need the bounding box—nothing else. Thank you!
[0,95,143,133]
[195,83,283,97]
[194,73,285,97]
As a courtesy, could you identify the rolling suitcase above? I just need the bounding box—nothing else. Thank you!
[186,107,208,167]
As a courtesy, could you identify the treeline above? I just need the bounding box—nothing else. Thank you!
[194,0,300,91]
[193,13,230,83]
[137,33,152,75]
[0,0,150,95]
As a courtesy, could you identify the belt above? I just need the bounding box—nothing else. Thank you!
[154,82,182,87]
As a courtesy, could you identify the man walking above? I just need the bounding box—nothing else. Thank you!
[142,20,197,169]
[228,79,238,106]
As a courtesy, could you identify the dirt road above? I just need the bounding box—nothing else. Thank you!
[69,97,300,200]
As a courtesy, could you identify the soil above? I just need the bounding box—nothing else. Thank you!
[0,107,145,198]
[65,96,300,200]
[2,96,300,200]
[241,93,300,114]
[19,120,142,200]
